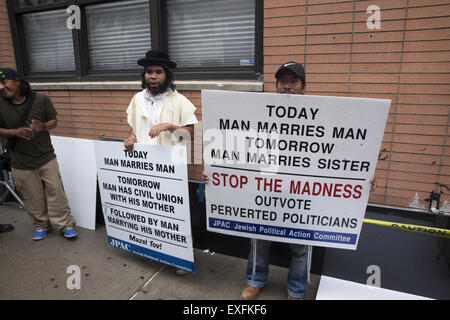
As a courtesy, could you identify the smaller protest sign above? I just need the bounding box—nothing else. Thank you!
[95,141,195,272]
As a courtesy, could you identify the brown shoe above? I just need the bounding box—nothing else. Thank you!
[240,286,261,300]
[288,295,304,300]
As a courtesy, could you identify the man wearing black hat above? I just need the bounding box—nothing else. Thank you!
[124,50,197,151]
[124,51,197,276]
[0,68,77,241]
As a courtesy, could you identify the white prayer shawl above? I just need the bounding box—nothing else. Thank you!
[126,89,196,146]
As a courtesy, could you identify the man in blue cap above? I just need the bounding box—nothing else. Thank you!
[0,68,77,241]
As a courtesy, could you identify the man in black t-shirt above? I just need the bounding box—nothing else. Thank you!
[0,68,77,241]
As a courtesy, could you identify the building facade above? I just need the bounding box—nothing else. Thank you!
[1,0,449,213]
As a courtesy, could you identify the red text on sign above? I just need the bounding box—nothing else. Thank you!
[212,172,248,189]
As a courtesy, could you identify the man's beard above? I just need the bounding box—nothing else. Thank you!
[146,79,170,95]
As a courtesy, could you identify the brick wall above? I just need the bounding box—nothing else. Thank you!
[264,0,450,212]
[0,0,15,68]
[1,0,449,212]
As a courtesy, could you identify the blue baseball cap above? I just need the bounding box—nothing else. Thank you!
[0,68,24,81]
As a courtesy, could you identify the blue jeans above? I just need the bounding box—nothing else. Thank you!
[246,239,309,299]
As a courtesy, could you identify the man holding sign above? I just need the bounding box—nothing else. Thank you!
[202,61,382,300]
[124,50,197,275]
[202,62,311,299]
[242,62,311,300]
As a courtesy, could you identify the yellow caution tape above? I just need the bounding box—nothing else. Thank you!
[363,218,450,239]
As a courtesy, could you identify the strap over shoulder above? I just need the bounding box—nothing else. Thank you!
[7,92,37,152]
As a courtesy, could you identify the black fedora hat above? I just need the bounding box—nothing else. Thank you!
[137,50,177,69]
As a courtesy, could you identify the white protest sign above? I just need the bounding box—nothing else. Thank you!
[95,141,195,272]
[202,90,390,250]
[52,136,97,230]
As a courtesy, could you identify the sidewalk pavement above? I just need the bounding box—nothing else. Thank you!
[0,202,320,300]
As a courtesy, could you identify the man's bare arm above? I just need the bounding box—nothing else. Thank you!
[148,123,194,140]
[0,127,33,140]
[124,127,137,152]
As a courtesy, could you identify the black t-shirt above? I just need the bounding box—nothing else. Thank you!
[0,93,57,170]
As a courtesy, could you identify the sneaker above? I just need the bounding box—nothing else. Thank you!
[63,227,78,239]
[33,228,47,241]
[0,224,14,233]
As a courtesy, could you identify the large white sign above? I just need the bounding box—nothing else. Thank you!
[202,90,390,250]
[52,136,97,230]
[95,141,195,273]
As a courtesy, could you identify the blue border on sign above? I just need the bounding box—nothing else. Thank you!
[208,217,357,245]
[107,236,196,273]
